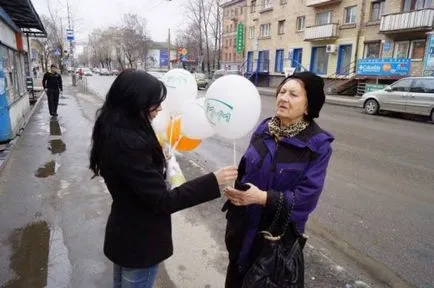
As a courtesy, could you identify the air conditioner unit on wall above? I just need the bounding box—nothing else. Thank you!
[326,44,337,53]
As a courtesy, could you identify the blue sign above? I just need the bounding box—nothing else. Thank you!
[160,50,169,67]
[423,34,434,76]
[66,29,74,41]
[383,41,391,52]
[356,58,411,76]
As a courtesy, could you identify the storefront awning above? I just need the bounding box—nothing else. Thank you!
[0,0,46,37]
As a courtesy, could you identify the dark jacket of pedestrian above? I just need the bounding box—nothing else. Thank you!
[89,70,237,286]
[223,71,334,287]
[42,69,63,91]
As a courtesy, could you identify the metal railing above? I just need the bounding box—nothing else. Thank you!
[380,8,434,33]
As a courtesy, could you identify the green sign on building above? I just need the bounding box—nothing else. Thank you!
[365,83,386,93]
[236,23,244,54]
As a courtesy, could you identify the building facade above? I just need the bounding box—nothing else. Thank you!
[221,0,247,71]
[243,0,434,90]
[0,1,46,142]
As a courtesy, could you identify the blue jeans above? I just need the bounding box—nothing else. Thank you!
[113,263,159,288]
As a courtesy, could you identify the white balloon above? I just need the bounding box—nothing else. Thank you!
[162,69,197,115]
[204,75,261,140]
[152,103,169,133]
[181,98,215,139]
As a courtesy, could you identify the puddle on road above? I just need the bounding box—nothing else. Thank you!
[48,139,66,154]
[49,120,62,136]
[3,221,50,288]
[35,161,59,178]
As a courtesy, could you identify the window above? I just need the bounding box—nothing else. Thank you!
[344,6,357,24]
[230,24,233,32]
[231,9,234,16]
[262,0,272,10]
[233,37,236,47]
[316,11,332,25]
[229,38,233,47]
[410,79,434,93]
[280,0,287,4]
[394,41,410,58]
[410,40,426,60]
[364,42,381,58]
[275,49,284,72]
[235,8,238,16]
[296,16,305,31]
[391,79,412,92]
[251,0,256,13]
[403,0,433,11]
[311,46,328,75]
[278,20,285,34]
[260,23,271,37]
[233,53,236,60]
[240,7,243,14]
[249,26,256,39]
[370,1,385,21]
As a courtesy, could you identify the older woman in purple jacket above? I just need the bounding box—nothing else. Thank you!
[223,71,334,287]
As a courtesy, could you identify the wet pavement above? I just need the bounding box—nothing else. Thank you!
[0,75,432,287]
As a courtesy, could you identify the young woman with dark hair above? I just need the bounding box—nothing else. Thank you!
[89,70,238,288]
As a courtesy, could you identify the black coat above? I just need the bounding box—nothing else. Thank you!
[100,126,220,268]
[42,72,63,91]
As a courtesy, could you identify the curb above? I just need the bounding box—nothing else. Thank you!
[257,88,360,108]
[0,91,45,174]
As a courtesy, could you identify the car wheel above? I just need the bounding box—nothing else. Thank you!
[364,99,379,115]
[431,109,434,123]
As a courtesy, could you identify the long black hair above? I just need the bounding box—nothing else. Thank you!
[89,69,167,177]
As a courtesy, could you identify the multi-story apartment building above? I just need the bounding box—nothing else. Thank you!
[221,0,247,70]
[243,0,434,92]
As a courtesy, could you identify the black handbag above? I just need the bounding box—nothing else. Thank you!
[242,192,306,288]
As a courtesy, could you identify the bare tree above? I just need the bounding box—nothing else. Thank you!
[182,0,222,72]
[209,0,222,70]
[119,14,149,68]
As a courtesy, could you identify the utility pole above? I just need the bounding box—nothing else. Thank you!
[66,0,74,67]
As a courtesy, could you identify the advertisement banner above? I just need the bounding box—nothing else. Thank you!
[160,50,169,67]
[356,58,411,77]
[423,34,434,76]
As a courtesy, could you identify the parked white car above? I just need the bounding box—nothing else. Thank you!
[359,77,434,123]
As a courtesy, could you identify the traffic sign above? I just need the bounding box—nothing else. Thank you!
[66,29,74,41]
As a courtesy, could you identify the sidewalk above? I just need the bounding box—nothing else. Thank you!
[257,87,361,108]
[0,80,386,287]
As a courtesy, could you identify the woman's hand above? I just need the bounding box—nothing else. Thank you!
[213,166,238,186]
[224,183,267,206]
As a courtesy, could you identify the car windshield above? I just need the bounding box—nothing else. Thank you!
[195,73,206,80]
[213,70,240,79]
[149,72,163,79]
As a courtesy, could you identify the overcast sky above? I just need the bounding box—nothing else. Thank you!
[32,0,187,43]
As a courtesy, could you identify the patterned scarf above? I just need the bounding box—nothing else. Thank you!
[268,117,310,140]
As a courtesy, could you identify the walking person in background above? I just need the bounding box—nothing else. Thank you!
[42,64,63,117]
[89,69,238,288]
[223,71,334,287]
[32,67,37,79]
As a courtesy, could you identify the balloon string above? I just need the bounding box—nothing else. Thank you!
[233,141,236,188]
[233,141,236,166]
[172,135,184,152]
[169,116,174,158]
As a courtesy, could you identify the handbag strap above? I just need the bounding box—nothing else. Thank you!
[264,190,296,239]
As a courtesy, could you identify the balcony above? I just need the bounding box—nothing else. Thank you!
[306,0,341,7]
[380,9,434,33]
[304,23,338,41]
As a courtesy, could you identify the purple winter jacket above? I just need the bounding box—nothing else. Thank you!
[224,118,334,270]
